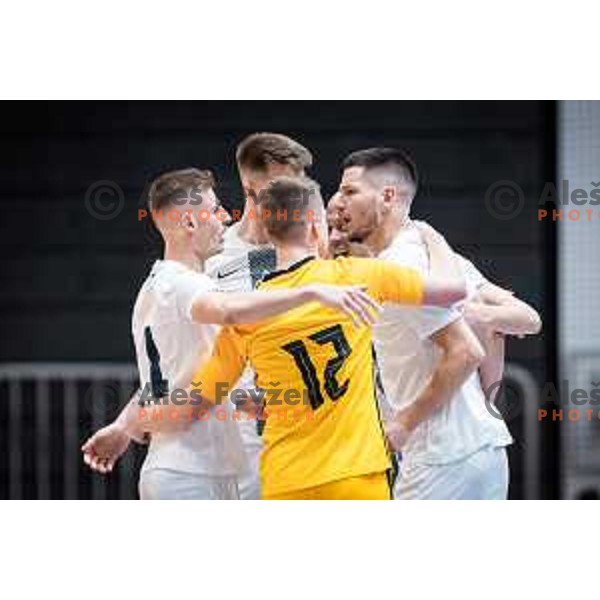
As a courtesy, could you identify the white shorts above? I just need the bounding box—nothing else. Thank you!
[139,469,240,500]
[394,446,509,500]
[236,420,262,500]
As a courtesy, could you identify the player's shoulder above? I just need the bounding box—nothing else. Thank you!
[139,260,178,294]
[332,255,388,275]
[132,261,214,343]
[140,260,214,305]
[161,260,212,286]
[379,229,428,273]
[455,253,486,279]
[256,255,312,289]
[328,255,368,274]
[301,256,383,286]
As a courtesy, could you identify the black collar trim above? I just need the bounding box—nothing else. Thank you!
[261,256,317,283]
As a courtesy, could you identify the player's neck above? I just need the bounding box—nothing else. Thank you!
[238,201,271,246]
[163,240,204,272]
[275,243,316,270]
[364,211,411,255]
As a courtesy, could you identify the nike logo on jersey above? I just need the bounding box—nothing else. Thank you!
[217,265,244,279]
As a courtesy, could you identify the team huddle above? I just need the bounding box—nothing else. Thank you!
[81,133,542,500]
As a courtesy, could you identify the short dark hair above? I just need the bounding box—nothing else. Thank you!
[147,168,215,211]
[261,176,322,241]
[236,132,313,173]
[342,147,418,193]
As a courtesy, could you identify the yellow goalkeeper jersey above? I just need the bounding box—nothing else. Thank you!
[194,255,424,497]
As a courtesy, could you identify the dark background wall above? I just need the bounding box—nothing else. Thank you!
[0,101,555,498]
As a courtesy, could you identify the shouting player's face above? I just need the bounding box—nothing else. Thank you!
[327,193,351,257]
[337,166,385,243]
[327,194,373,259]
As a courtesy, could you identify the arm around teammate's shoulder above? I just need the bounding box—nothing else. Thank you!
[365,259,466,307]
[190,286,380,328]
[469,282,542,336]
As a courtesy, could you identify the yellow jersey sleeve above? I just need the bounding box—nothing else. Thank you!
[192,326,247,404]
[348,258,424,305]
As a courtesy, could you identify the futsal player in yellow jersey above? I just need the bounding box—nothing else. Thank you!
[193,177,466,499]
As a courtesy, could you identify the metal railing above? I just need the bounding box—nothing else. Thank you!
[0,363,141,500]
[561,352,600,498]
[0,361,544,499]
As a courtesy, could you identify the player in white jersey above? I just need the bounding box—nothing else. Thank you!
[81,167,381,499]
[204,132,313,499]
[332,147,542,499]
[131,257,244,499]
[205,227,274,499]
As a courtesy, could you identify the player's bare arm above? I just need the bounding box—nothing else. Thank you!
[81,390,148,474]
[420,275,467,307]
[415,218,541,400]
[191,285,381,329]
[367,259,466,308]
[82,387,206,471]
[83,284,382,464]
[465,283,542,337]
[415,219,509,403]
[415,219,541,335]
[135,396,214,435]
[386,318,485,451]
[135,281,386,436]
[465,284,541,400]
[475,332,506,404]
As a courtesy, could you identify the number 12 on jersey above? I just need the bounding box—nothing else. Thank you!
[281,323,352,411]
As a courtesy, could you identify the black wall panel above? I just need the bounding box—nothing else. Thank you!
[0,101,554,498]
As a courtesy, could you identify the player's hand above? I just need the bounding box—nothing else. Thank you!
[385,412,414,452]
[81,422,131,474]
[309,285,382,327]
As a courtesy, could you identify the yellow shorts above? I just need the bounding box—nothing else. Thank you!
[264,471,392,500]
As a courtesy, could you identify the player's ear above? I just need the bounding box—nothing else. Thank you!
[310,218,329,258]
[179,210,198,234]
[381,186,397,211]
[181,210,197,232]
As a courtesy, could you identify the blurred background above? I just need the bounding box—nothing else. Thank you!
[0,100,597,500]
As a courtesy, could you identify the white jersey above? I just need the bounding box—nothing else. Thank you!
[205,223,276,498]
[205,223,277,398]
[206,223,276,292]
[133,260,247,477]
[374,225,513,466]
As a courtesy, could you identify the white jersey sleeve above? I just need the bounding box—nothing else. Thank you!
[407,253,489,339]
[132,260,247,477]
[174,266,215,321]
[456,255,489,295]
[374,228,513,465]
[378,226,461,340]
